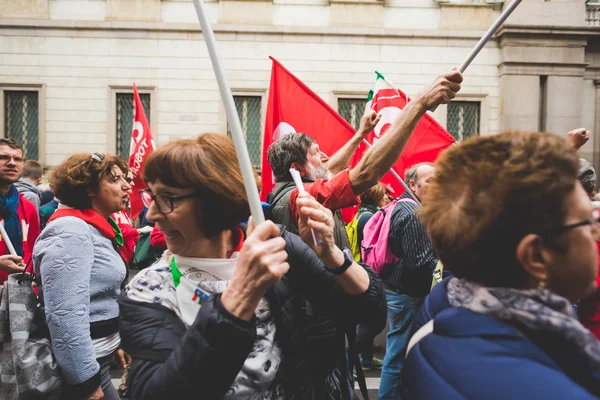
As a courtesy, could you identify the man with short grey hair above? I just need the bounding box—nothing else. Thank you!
[379,161,438,399]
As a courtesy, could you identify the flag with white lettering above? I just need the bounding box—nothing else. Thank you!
[129,83,155,220]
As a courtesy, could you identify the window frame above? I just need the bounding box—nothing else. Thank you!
[222,89,267,171]
[0,84,46,165]
[440,94,488,140]
[335,94,370,131]
[108,85,157,158]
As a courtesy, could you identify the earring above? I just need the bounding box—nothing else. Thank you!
[537,274,547,290]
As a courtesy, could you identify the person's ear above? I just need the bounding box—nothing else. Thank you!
[408,180,417,192]
[516,234,549,284]
[291,162,307,177]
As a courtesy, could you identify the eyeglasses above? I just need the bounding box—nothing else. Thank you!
[545,208,600,237]
[87,152,105,169]
[0,155,26,165]
[139,188,201,214]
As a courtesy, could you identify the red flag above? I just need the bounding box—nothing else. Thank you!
[365,72,456,195]
[128,83,155,221]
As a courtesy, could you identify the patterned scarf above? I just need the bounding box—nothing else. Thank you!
[0,185,23,257]
[447,277,600,370]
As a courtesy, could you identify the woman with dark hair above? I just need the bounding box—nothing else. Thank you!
[404,131,600,399]
[33,153,133,400]
[118,133,386,400]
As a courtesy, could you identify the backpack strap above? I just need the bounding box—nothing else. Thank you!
[269,184,297,209]
[406,319,434,357]
[347,327,370,400]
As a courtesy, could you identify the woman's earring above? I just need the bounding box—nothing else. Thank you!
[538,274,547,290]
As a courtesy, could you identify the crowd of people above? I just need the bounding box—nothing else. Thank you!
[1,66,600,400]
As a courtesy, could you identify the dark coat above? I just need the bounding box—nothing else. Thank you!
[119,229,387,400]
[403,278,600,400]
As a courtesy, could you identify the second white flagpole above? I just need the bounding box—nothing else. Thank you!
[192,0,265,225]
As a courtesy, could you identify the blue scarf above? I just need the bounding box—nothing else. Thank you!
[0,186,23,257]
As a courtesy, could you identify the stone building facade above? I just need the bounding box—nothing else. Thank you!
[0,0,598,171]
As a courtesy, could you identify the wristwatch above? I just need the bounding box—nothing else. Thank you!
[327,248,354,275]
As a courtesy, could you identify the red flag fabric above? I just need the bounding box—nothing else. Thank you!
[364,72,456,196]
[128,83,155,221]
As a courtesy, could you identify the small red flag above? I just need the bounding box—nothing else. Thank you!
[128,83,155,221]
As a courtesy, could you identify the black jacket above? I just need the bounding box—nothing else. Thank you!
[119,229,386,400]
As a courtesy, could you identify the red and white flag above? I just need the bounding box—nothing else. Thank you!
[128,83,155,221]
[364,72,456,193]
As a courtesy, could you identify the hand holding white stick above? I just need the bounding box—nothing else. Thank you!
[290,168,322,247]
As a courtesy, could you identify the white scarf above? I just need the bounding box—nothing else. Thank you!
[126,252,285,399]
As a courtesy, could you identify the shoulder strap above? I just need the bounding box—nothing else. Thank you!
[270,183,296,208]
[347,327,369,400]
[406,319,434,357]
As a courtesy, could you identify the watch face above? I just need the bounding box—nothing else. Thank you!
[343,248,353,261]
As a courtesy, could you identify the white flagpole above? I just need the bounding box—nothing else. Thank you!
[361,139,421,205]
[458,0,522,74]
[191,0,265,225]
[0,221,17,256]
[431,0,522,111]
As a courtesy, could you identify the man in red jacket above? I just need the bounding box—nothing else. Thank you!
[0,138,40,284]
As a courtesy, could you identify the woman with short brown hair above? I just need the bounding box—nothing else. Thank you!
[34,152,133,400]
[403,131,600,399]
[119,133,386,400]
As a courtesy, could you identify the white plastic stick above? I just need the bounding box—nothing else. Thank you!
[191,0,265,226]
[458,0,522,74]
[361,139,421,206]
[0,221,17,256]
[289,168,323,247]
[430,0,522,112]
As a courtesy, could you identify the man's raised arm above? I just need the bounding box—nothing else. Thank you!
[349,70,463,195]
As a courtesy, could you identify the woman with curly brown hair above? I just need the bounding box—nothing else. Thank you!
[33,153,132,400]
[403,131,600,399]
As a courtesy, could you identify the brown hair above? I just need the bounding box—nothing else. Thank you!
[143,133,260,237]
[50,153,129,210]
[22,160,43,180]
[420,131,579,288]
[0,138,22,152]
[360,183,386,207]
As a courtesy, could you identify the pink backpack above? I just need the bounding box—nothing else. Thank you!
[360,198,417,275]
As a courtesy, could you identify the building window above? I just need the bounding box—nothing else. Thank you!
[447,101,480,141]
[338,98,366,130]
[3,90,39,161]
[115,92,151,161]
[228,96,262,171]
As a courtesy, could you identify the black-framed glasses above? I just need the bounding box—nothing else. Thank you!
[544,208,600,237]
[0,155,26,165]
[139,188,201,214]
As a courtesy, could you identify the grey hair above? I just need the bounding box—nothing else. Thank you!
[578,158,596,196]
[267,133,316,182]
[405,162,436,184]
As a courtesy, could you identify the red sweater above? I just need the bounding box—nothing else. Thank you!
[0,194,40,284]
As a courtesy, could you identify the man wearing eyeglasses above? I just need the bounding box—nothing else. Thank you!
[0,138,40,284]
